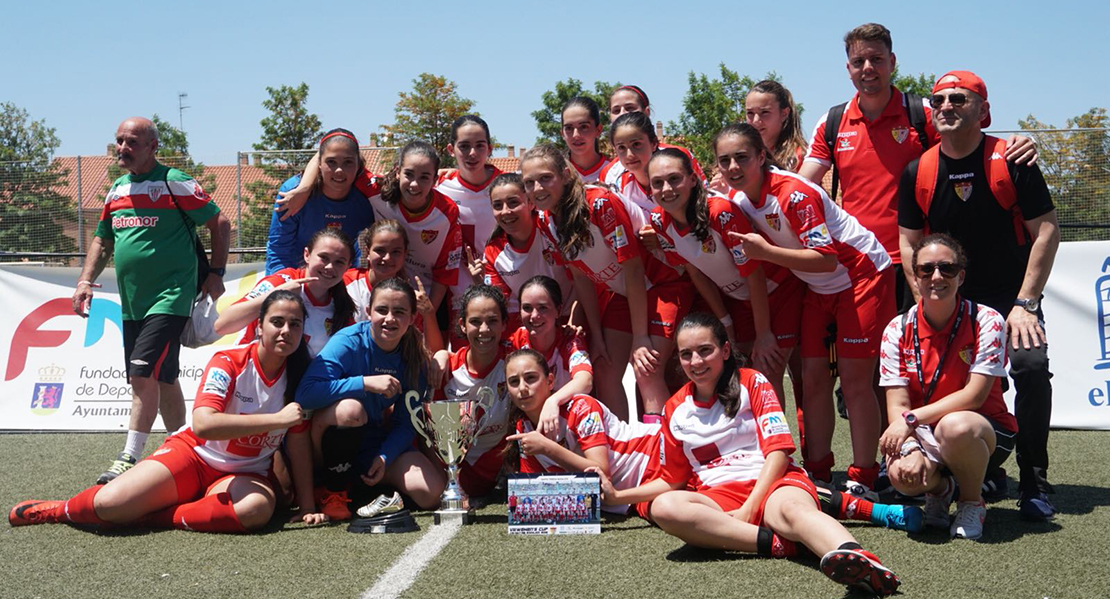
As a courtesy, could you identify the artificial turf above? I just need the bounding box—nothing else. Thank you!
[2,399,1107,598]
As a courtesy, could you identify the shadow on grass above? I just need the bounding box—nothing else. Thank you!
[1049,482,1110,516]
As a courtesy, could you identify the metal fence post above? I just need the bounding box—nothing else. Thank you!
[236,153,242,250]
[76,155,84,264]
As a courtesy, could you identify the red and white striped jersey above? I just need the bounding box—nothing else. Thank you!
[442,346,513,466]
[508,325,592,389]
[605,167,657,218]
[342,268,373,323]
[234,267,340,357]
[517,394,661,514]
[730,167,891,295]
[437,168,503,301]
[537,187,676,295]
[483,219,574,318]
[600,143,707,194]
[355,174,463,291]
[192,343,303,473]
[660,369,797,491]
[650,195,785,300]
[572,155,611,184]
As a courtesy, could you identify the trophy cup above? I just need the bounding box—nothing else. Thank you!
[405,386,495,524]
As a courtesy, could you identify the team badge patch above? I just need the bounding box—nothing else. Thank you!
[892,127,910,144]
[701,237,716,254]
[954,181,973,202]
[421,229,440,244]
[148,184,163,202]
[958,345,974,365]
[765,213,781,231]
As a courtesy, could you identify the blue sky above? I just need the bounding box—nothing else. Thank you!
[5,0,1107,165]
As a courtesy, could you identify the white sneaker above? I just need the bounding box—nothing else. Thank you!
[923,477,955,528]
[356,491,403,518]
[841,479,880,503]
[950,500,986,540]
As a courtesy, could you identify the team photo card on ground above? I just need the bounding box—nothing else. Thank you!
[507,473,601,535]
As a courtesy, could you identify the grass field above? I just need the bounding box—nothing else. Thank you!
[2,395,1108,599]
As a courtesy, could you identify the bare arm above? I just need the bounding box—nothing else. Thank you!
[797,161,831,187]
[1007,210,1060,349]
[72,235,113,317]
[285,428,326,523]
[899,226,924,303]
[201,212,231,300]
[729,231,838,273]
[191,404,304,441]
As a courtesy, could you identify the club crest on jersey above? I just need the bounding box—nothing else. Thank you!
[765,213,781,231]
[959,345,974,365]
[542,246,557,265]
[421,229,439,244]
[892,127,910,144]
[954,181,973,202]
[701,237,716,254]
[148,184,164,202]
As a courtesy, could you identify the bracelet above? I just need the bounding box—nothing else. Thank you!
[77,280,94,288]
[899,439,923,458]
[719,314,734,328]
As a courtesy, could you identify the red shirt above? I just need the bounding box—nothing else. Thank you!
[804,88,939,263]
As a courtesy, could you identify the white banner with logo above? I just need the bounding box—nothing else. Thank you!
[0,263,268,431]
[3,242,1110,431]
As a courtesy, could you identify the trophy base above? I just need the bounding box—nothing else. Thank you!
[433,509,475,525]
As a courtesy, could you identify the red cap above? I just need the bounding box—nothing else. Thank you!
[933,71,990,127]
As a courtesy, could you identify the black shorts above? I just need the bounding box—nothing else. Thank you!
[123,314,189,384]
[986,416,1017,474]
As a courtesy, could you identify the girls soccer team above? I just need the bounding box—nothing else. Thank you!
[12,81,1028,597]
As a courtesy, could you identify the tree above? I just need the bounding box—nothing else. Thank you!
[380,73,476,167]
[667,65,788,169]
[0,102,76,259]
[892,67,935,99]
[1019,108,1110,242]
[240,83,324,250]
[531,78,620,147]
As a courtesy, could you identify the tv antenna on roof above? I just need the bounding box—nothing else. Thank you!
[178,92,190,132]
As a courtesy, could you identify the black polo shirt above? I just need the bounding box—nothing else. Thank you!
[898,136,1054,305]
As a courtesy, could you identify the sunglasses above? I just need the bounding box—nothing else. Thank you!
[914,262,963,278]
[929,93,969,109]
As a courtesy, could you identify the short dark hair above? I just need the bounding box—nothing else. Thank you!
[844,23,892,54]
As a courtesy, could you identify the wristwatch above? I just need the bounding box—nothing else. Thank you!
[210,267,227,277]
[1014,298,1040,313]
[902,411,918,427]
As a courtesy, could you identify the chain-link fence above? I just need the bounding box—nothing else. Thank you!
[2,132,1106,265]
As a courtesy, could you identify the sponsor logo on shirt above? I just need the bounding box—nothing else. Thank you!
[569,350,589,367]
[891,127,910,144]
[796,205,819,228]
[800,223,832,248]
[731,246,749,266]
[578,411,604,437]
[765,213,781,231]
[421,229,440,244]
[593,197,608,212]
[609,226,628,249]
[234,390,255,404]
[717,211,733,227]
[112,215,160,229]
[758,412,791,438]
[204,367,232,396]
[788,190,808,205]
[954,181,973,202]
[837,135,855,152]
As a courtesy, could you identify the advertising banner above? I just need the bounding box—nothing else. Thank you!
[0,263,266,431]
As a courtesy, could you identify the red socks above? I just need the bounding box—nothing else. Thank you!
[838,491,874,522]
[61,486,110,527]
[136,492,247,534]
[847,463,880,489]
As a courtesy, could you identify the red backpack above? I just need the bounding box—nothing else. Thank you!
[913,135,1028,245]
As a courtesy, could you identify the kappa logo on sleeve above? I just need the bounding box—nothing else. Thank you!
[717,211,733,227]
[203,367,232,396]
[788,190,808,205]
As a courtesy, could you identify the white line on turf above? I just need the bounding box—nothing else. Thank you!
[360,519,461,599]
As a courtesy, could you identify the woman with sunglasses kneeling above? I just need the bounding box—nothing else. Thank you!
[878,234,1017,541]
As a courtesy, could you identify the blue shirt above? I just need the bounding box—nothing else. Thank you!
[265,174,374,275]
[296,322,422,468]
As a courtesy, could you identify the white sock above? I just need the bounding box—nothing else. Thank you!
[123,430,149,459]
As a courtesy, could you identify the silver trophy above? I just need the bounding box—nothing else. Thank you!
[405,386,495,524]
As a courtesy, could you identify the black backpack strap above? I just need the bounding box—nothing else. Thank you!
[904,92,929,151]
[823,102,847,200]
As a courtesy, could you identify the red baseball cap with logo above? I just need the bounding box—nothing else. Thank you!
[933,70,991,127]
